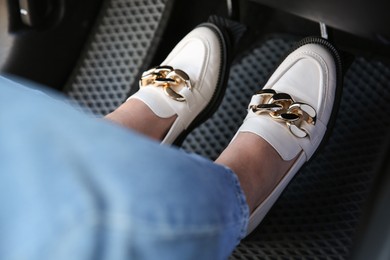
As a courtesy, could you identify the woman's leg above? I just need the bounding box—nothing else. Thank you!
[0,76,248,260]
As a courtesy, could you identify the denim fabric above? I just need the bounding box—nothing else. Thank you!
[0,76,249,260]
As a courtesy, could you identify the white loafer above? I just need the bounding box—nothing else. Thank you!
[128,23,230,145]
[237,37,343,235]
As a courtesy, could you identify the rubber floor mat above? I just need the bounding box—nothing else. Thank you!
[65,0,173,115]
[182,36,390,259]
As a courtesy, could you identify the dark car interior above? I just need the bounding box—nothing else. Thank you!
[1,0,389,258]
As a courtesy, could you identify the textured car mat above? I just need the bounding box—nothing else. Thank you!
[182,36,390,259]
[64,6,390,255]
[65,0,174,115]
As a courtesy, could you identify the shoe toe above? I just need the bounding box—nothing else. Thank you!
[266,43,338,125]
[162,26,223,104]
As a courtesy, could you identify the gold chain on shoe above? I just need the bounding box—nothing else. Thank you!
[250,89,317,138]
[139,65,192,102]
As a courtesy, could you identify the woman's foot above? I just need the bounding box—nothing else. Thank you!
[217,37,343,235]
[106,23,230,144]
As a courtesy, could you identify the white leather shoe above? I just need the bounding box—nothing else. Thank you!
[237,37,343,235]
[128,23,230,145]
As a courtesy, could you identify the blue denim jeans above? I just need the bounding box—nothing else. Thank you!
[0,76,249,260]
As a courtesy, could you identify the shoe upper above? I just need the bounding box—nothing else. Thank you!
[239,43,338,161]
[129,26,223,144]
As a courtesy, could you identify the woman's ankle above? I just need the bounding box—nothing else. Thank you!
[216,132,296,212]
[105,99,176,141]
